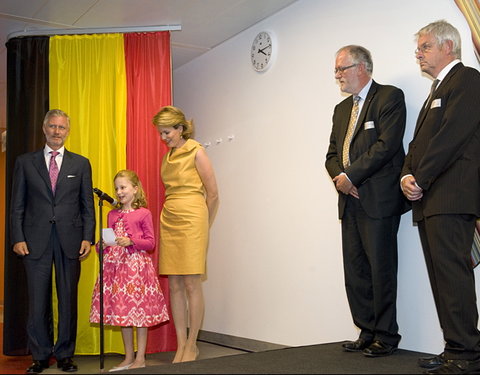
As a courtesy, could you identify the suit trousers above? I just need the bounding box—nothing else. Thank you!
[342,195,401,345]
[418,214,480,360]
[23,225,81,361]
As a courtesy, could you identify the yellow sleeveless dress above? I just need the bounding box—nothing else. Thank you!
[159,139,209,275]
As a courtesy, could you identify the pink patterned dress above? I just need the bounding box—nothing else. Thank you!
[89,207,169,327]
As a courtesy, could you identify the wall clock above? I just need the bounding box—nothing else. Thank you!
[251,31,274,72]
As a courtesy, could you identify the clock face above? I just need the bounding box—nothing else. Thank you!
[251,31,273,72]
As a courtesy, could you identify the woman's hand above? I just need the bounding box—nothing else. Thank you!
[196,148,219,226]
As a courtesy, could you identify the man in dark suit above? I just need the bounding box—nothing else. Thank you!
[326,45,408,357]
[10,109,95,374]
[401,20,480,374]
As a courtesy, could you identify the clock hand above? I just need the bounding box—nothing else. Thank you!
[259,44,271,53]
[257,49,267,55]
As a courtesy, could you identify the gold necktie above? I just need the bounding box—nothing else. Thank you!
[342,95,360,168]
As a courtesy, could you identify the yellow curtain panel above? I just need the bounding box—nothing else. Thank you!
[455,0,480,60]
[455,0,480,267]
[49,33,127,354]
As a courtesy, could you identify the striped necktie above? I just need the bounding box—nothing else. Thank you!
[342,95,360,168]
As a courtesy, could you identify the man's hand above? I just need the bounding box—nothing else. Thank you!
[333,174,359,198]
[79,240,92,259]
[13,241,29,256]
[401,175,423,201]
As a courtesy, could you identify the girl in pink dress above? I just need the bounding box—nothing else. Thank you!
[90,170,169,371]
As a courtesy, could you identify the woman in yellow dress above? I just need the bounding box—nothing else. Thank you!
[152,106,219,363]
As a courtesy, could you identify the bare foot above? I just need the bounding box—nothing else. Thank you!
[113,360,133,368]
[181,346,199,362]
[172,348,185,363]
[109,360,133,372]
[128,360,146,369]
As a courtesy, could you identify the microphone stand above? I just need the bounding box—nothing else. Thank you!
[96,197,105,371]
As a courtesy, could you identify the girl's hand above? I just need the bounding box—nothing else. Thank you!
[115,236,132,247]
[95,241,108,253]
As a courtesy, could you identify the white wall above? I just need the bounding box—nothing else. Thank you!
[173,0,480,354]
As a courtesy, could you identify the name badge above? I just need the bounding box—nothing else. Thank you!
[364,121,375,130]
[431,98,441,109]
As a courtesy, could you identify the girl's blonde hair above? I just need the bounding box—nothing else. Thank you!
[114,169,147,209]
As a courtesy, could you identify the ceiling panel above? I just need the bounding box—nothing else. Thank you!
[0,0,297,85]
[0,0,48,18]
[33,0,99,26]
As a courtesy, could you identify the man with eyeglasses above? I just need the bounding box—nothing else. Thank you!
[401,20,480,374]
[326,45,409,357]
[10,109,95,374]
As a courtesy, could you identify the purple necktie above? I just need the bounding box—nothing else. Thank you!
[49,151,60,193]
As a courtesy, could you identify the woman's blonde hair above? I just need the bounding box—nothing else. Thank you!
[114,169,147,209]
[152,105,194,139]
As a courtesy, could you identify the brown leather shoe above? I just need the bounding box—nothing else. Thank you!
[342,338,373,352]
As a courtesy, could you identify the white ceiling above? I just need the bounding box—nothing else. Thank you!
[0,0,297,87]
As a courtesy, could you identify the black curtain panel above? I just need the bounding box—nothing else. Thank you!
[3,36,50,355]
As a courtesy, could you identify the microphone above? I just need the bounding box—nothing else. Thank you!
[93,188,118,206]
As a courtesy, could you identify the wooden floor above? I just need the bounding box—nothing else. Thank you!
[0,321,32,374]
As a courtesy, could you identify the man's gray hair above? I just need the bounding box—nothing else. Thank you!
[337,45,373,75]
[416,20,462,59]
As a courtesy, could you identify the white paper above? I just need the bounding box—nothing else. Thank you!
[102,228,117,246]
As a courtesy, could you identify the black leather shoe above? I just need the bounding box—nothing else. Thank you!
[342,338,373,352]
[26,360,49,374]
[57,357,78,372]
[418,353,445,369]
[425,358,480,374]
[363,340,397,357]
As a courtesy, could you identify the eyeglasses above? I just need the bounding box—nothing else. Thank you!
[415,43,433,55]
[334,64,357,74]
[47,124,68,131]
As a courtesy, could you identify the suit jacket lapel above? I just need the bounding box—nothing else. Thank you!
[34,148,72,198]
[55,149,72,196]
[415,88,437,136]
[33,150,52,194]
[414,62,463,138]
[339,100,354,149]
[352,81,377,139]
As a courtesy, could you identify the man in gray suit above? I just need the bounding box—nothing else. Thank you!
[10,109,95,374]
[401,20,480,374]
[326,45,408,357]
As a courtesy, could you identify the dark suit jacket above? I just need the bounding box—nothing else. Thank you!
[10,148,95,259]
[326,80,409,219]
[401,63,480,222]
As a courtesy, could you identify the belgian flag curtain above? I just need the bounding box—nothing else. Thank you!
[4,31,176,355]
